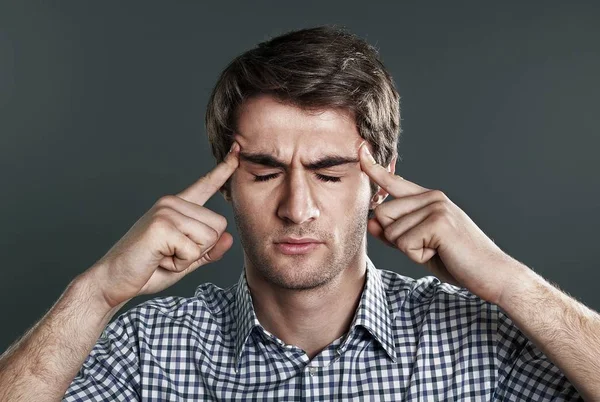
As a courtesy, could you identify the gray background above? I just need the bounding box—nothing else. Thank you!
[1,1,599,353]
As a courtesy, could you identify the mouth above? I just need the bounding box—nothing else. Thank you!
[274,238,324,255]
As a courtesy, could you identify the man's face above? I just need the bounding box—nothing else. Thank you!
[229,94,375,291]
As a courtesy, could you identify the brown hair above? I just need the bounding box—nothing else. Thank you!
[205,25,401,197]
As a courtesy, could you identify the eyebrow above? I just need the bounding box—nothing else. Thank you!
[239,152,359,170]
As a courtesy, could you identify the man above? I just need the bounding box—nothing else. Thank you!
[0,26,598,401]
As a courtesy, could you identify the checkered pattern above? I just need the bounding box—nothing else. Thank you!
[63,256,582,401]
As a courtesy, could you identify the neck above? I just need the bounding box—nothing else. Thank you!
[245,252,367,360]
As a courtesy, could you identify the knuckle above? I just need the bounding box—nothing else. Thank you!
[431,189,448,202]
[156,194,178,208]
[216,215,228,233]
[394,236,406,251]
[383,224,395,239]
[149,215,172,233]
[374,206,388,222]
[196,225,218,248]
[206,226,219,244]
[153,206,174,219]
[431,201,450,215]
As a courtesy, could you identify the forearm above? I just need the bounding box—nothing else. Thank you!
[0,267,128,402]
[498,262,600,401]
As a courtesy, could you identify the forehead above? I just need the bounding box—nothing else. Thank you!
[234,94,363,157]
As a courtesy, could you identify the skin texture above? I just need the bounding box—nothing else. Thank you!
[227,94,395,356]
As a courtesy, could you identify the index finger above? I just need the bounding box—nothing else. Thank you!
[358,141,427,198]
[177,142,240,205]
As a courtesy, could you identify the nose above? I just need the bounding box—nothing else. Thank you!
[277,170,320,224]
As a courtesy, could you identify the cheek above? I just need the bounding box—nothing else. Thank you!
[338,173,371,204]
[319,180,371,223]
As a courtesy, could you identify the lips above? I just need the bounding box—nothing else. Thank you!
[276,237,322,244]
[274,237,323,255]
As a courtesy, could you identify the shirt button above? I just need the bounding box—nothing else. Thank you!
[308,366,317,376]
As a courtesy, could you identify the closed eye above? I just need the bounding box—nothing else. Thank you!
[253,173,341,183]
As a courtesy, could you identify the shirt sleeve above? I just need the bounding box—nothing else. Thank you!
[62,309,141,401]
[493,308,583,401]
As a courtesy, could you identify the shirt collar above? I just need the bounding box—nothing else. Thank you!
[233,255,398,370]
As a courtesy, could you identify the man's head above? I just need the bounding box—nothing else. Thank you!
[205,26,401,291]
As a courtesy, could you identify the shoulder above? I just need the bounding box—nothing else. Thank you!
[378,268,535,341]
[106,281,238,334]
[379,269,484,305]
[377,269,498,322]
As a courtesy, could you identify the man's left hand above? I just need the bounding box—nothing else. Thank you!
[358,142,525,305]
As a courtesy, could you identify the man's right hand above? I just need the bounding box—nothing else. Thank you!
[85,141,240,310]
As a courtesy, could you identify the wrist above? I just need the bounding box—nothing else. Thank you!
[72,265,129,320]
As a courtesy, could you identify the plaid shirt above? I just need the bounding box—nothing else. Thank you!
[64,256,582,401]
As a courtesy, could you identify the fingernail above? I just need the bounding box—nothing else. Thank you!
[229,141,239,154]
[361,142,377,165]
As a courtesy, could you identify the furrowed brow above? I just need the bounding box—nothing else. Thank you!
[239,152,358,170]
[305,156,359,170]
[239,153,287,169]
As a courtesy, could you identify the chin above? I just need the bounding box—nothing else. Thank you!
[258,250,337,291]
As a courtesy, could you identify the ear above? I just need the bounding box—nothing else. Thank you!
[370,155,397,209]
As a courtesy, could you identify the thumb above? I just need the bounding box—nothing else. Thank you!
[367,218,396,248]
[204,232,234,263]
[168,232,234,275]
